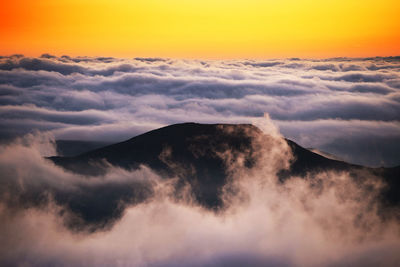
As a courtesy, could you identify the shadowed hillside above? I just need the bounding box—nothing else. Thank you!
[48,123,399,229]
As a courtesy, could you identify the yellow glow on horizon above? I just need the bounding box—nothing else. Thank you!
[1,0,399,58]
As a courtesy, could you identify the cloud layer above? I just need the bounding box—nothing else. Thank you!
[0,55,399,166]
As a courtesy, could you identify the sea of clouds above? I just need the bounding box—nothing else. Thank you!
[1,54,400,266]
[0,54,399,165]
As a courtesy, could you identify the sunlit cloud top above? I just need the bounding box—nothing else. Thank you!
[1,0,400,58]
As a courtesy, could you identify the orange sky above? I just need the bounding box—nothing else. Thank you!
[1,0,400,59]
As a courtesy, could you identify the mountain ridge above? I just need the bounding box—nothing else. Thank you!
[47,123,399,228]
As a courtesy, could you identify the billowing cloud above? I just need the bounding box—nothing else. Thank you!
[0,55,399,166]
[0,121,399,266]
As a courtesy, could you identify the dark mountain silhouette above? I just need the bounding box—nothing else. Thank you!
[55,140,113,157]
[47,123,399,230]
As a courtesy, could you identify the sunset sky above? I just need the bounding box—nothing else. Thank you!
[1,0,400,59]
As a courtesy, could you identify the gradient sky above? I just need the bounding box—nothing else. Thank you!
[1,0,400,58]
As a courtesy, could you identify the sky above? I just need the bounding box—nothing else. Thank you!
[1,0,400,59]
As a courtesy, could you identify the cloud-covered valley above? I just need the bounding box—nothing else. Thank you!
[1,55,399,166]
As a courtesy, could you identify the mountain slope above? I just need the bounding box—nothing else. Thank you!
[50,123,260,207]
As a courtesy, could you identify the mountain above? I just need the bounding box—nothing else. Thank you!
[50,123,260,207]
[48,123,400,228]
